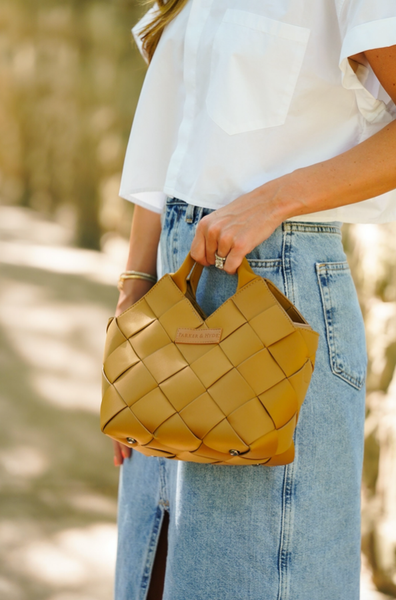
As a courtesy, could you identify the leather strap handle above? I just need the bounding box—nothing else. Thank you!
[236,257,260,290]
[170,253,259,297]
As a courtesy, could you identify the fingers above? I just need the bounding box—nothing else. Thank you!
[204,221,222,266]
[216,233,247,274]
[112,440,132,467]
[190,218,211,266]
[221,246,245,275]
[191,214,246,274]
[191,215,232,267]
[190,197,268,274]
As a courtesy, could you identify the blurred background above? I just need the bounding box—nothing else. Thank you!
[0,0,395,598]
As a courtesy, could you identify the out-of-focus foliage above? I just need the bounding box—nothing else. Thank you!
[345,223,396,597]
[0,0,147,248]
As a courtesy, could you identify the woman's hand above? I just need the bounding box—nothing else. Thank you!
[113,439,131,467]
[190,177,295,274]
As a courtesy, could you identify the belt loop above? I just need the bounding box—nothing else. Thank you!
[282,224,295,305]
[185,203,195,223]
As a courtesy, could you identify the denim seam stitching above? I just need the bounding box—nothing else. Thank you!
[316,264,364,390]
[170,208,181,271]
[158,458,169,506]
[281,226,296,305]
[284,226,297,600]
[248,259,282,268]
[277,468,288,600]
[316,261,349,271]
[323,268,363,388]
[277,462,294,600]
[283,223,342,235]
[287,227,342,235]
[277,225,296,600]
[318,266,364,388]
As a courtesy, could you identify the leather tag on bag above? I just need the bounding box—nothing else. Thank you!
[175,328,222,344]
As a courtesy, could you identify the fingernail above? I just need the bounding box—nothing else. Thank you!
[121,450,129,459]
[114,457,121,467]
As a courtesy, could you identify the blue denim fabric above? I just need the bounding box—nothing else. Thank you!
[115,198,368,600]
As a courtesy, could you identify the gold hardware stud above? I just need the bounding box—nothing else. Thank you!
[229,449,240,456]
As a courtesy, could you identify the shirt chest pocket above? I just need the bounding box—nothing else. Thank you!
[205,10,310,135]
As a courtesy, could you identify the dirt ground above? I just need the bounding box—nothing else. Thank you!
[0,206,393,600]
[0,206,121,600]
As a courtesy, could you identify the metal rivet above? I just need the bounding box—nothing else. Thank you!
[229,449,240,456]
[126,437,137,445]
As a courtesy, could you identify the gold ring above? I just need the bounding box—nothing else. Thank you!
[214,252,227,269]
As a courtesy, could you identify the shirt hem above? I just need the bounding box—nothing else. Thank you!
[120,186,396,225]
[162,187,345,223]
[119,190,164,214]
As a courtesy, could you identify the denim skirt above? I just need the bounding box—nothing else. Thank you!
[115,197,368,600]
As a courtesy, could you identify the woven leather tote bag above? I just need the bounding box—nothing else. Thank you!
[101,253,319,466]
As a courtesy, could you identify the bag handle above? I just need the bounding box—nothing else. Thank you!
[171,252,259,296]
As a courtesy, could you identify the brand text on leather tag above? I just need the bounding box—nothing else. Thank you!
[175,328,222,344]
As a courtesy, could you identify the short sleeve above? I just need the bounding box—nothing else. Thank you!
[119,190,167,214]
[336,0,396,123]
[132,4,160,65]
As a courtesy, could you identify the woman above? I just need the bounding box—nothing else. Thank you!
[111,1,396,599]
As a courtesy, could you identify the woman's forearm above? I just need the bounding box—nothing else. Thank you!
[277,45,396,221]
[116,205,161,315]
[277,119,396,221]
[125,204,162,273]
[190,117,396,273]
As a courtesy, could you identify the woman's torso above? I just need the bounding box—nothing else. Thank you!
[120,0,396,222]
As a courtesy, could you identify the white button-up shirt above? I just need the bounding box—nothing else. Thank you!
[119,0,396,223]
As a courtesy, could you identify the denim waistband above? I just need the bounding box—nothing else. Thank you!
[166,197,342,235]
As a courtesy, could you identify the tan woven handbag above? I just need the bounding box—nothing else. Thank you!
[101,253,319,466]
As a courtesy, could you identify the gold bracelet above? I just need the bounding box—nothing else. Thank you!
[118,271,157,291]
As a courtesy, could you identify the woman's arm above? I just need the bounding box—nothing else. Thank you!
[190,45,396,274]
[113,205,161,466]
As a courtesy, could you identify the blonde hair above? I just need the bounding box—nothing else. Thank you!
[140,0,189,63]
